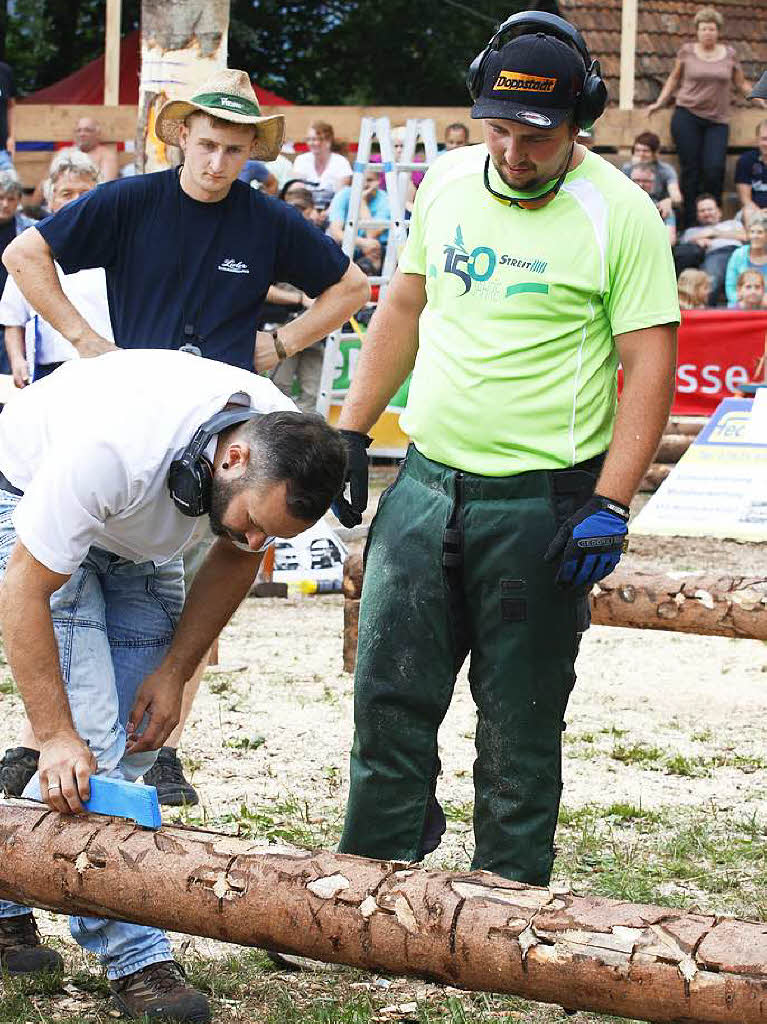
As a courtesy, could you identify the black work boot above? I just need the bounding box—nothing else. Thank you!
[143,748,199,807]
[0,746,39,797]
[0,913,63,974]
[110,960,210,1022]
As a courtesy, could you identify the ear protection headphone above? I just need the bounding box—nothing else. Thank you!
[467,11,607,131]
[168,407,261,517]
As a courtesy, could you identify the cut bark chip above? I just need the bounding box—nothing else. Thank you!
[1,804,767,1022]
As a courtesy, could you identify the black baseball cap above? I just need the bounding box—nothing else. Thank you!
[471,33,586,128]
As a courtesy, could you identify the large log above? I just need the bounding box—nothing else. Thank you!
[640,463,671,492]
[342,557,767,671]
[1,802,766,1023]
[654,434,693,464]
[591,569,767,639]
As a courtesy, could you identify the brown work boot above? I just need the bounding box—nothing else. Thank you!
[0,913,63,974]
[109,960,211,1021]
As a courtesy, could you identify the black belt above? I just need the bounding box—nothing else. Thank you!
[0,470,23,496]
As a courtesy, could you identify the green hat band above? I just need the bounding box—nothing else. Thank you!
[191,92,262,117]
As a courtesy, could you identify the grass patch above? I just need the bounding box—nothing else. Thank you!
[611,742,664,766]
[555,804,767,919]
[0,678,16,695]
[224,735,266,751]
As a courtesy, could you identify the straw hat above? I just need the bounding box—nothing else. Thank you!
[155,69,285,162]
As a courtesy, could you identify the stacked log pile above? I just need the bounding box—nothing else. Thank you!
[639,417,703,493]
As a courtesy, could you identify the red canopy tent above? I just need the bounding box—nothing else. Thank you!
[22,30,292,106]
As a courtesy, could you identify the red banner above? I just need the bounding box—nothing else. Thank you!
[672,309,767,416]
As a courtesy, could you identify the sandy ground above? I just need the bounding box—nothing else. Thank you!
[0,483,765,973]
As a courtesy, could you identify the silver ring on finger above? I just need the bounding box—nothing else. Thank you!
[48,783,61,791]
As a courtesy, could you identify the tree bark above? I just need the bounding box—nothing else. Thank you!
[1,803,766,1024]
[640,463,671,492]
[342,556,767,671]
[654,434,693,464]
[137,0,230,172]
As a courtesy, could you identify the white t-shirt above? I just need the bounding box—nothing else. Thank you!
[0,265,113,366]
[0,349,294,574]
[291,151,353,192]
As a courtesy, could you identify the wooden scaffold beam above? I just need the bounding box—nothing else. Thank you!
[0,803,766,1023]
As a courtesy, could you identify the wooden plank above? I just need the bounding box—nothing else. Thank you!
[12,103,766,150]
[618,0,638,110]
[104,0,122,107]
[15,105,138,142]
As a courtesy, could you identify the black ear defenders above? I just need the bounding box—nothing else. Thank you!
[467,11,607,131]
[168,407,262,517]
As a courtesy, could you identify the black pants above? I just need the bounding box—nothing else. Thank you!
[671,106,729,230]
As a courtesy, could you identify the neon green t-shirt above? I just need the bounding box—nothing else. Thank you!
[397,145,680,475]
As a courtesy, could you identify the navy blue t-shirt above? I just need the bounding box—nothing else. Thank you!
[36,169,350,371]
[735,149,767,209]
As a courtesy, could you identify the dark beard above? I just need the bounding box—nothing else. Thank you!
[208,477,248,546]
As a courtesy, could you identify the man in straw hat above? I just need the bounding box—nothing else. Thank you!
[3,68,368,371]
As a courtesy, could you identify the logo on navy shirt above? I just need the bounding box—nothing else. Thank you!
[218,259,249,274]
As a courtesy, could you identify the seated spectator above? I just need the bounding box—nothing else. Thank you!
[291,120,352,193]
[733,268,766,309]
[443,122,469,151]
[264,141,296,192]
[0,151,108,387]
[735,119,767,227]
[280,185,322,228]
[678,194,746,304]
[328,167,391,274]
[261,190,321,412]
[0,169,33,374]
[621,131,682,220]
[280,177,332,227]
[678,268,711,309]
[630,162,677,244]
[724,214,767,306]
[238,158,278,194]
[73,116,119,181]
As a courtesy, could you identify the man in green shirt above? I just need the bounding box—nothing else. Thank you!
[334,12,680,884]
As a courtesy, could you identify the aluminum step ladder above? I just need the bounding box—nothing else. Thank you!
[315,116,438,419]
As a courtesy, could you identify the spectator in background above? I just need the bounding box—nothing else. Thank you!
[73,117,119,182]
[630,162,677,244]
[621,131,682,220]
[238,158,278,194]
[0,170,33,374]
[677,268,711,309]
[735,120,767,227]
[279,185,322,227]
[292,120,352,194]
[0,59,16,170]
[679,193,746,304]
[328,166,391,273]
[725,214,767,306]
[263,189,324,413]
[264,141,296,192]
[733,268,765,309]
[647,5,763,228]
[0,151,105,389]
[443,122,469,150]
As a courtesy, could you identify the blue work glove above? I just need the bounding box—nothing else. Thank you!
[544,494,630,589]
[331,430,372,528]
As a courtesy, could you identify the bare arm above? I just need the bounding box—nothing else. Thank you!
[736,183,757,225]
[338,269,426,432]
[126,537,263,754]
[5,98,14,154]
[2,228,116,356]
[596,324,678,506]
[254,260,370,373]
[99,145,119,182]
[4,324,29,387]
[713,221,747,243]
[0,542,97,811]
[647,59,683,113]
[667,179,683,206]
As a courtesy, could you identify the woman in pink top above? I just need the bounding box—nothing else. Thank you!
[647,5,762,229]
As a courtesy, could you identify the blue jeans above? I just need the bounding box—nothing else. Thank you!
[0,492,185,979]
[0,150,13,170]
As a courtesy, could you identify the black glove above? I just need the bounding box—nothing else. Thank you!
[332,430,372,528]
[544,494,630,589]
